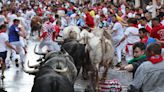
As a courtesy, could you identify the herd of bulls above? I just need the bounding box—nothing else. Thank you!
[24,26,115,92]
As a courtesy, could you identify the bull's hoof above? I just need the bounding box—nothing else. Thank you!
[100,77,107,83]
[84,85,94,92]
[0,87,7,92]
[95,87,100,92]
[82,75,88,80]
[82,72,89,80]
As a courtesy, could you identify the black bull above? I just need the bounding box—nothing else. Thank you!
[35,39,90,79]
[24,51,77,92]
[62,39,90,79]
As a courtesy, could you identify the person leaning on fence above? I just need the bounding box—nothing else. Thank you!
[121,42,146,78]
[128,43,164,92]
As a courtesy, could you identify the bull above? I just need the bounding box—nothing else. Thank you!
[79,28,115,92]
[23,49,77,92]
[62,38,90,79]
[30,16,42,37]
[62,26,91,79]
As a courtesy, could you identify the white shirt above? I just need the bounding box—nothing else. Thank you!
[0,32,8,52]
[124,27,140,44]
[7,13,17,27]
[69,13,77,26]
[102,7,108,15]
[26,9,36,20]
[121,4,126,15]
[61,17,68,28]
[127,12,135,18]
[146,5,154,13]
[17,16,27,29]
[0,15,7,25]
[112,22,124,39]
[0,2,2,10]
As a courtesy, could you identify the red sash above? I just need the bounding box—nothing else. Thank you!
[125,44,133,54]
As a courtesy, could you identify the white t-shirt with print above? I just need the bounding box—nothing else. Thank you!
[0,33,8,52]
[124,27,140,44]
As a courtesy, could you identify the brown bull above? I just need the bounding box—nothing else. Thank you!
[30,16,42,37]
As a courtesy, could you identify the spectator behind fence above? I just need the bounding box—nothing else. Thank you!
[128,43,164,92]
[122,42,146,78]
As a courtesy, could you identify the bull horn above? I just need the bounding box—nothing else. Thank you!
[27,60,40,68]
[55,40,64,45]
[34,45,46,55]
[22,67,39,74]
[54,67,68,73]
[61,47,69,55]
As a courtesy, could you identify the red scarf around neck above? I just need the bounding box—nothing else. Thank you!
[141,36,148,44]
[0,30,6,34]
[147,55,163,64]
[130,24,138,28]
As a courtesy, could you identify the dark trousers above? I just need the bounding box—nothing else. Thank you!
[0,51,7,63]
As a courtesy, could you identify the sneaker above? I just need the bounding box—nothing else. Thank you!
[15,59,19,67]
[1,75,5,79]
[6,65,10,69]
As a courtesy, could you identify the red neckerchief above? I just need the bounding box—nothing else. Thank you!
[0,30,6,34]
[131,24,138,28]
[147,55,163,64]
[145,24,152,33]
[141,36,148,44]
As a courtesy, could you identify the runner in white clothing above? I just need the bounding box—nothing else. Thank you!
[0,24,17,78]
[117,18,140,63]
[39,18,60,53]
[111,15,125,64]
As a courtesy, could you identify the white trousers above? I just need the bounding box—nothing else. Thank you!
[10,41,25,63]
[39,40,61,52]
[115,41,126,63]
[113,36,125,63]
